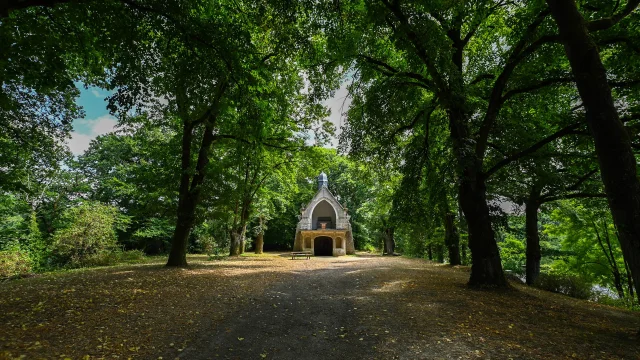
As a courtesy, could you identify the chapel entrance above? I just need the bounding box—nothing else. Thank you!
[314,236,333,256]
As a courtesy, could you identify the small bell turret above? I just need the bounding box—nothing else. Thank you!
[317,172,328,190]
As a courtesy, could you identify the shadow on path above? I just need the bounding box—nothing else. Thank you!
[178,255,640,360]
[179,262,384,360]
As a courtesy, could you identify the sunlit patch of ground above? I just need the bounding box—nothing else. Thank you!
[0,253,639,359]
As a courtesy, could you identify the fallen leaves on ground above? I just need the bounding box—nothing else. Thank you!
[0,254,287,359]
[0,253,639,359]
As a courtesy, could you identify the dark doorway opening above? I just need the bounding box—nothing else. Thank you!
[314,236,333,256]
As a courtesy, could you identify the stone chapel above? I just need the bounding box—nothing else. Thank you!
[293,172,355,256]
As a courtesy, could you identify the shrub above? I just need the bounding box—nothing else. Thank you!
[595,293,640,310]
[534,272,593,300]
[499,236,525,275]
[80,251,121,267]
[132,218,173,254]
[361,243,377,253]
[119,249,146,262]
[51,202,125,268]
[0,249,33,279]
[193,235,215,255]
[60,250,146,268]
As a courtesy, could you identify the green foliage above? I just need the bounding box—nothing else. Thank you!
[0,248,33,279]
[534,272,593,300]
[131,218,175,254]
[51,201,128,268]
[544,200,632,300]
[499,236,526,275]
[79,121,180,253]
[361,243,378,253]
[118,250,146,263]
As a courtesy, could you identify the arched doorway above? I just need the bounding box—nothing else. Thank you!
[311,200,337,229]
[314,236,333,256]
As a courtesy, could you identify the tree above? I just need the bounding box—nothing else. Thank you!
[78,120,181,253]
[488,90,605,284]
[319,1,590,286]
[0,4,84,193]
[70,0,331,266]
[546,200,635,303]
[545,0,640,302]
[227,145,296,256]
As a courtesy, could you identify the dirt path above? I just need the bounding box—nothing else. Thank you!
[179,255,640,360]
[180,256,382,359]
[1,254,639,359]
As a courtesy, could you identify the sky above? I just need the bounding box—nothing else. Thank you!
[67,85,118,155]
[68,84,350,155]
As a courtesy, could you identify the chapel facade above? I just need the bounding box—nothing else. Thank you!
[293,172,355,256]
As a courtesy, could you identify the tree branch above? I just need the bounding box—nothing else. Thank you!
[1,0,76,17]
[390,101,438,138]
[121,0,236,75]
[484,122,583,178]
[567,168,599,191]
[379,0,447,91]
[540,192,607,203]
[475,10,558,158]
[587,0,640,31]
[462,1,513,46]
[212,134,304,152]
[598,36,640,54]
[501,76,574,102]
[469,74,496,86]
[609,78,640,88]
[357,54,434,90]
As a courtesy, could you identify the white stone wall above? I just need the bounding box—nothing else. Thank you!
[298,187,350,230]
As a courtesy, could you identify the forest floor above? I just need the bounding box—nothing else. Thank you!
[0,253,639,360]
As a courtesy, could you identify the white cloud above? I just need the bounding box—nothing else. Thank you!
[324,84,351,148]
[91,89,102,98]
[67,115,118,155]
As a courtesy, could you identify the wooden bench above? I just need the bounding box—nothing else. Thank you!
[291,251,312,260]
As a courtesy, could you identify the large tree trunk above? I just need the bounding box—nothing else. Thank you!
[167,194,197,267]
[458,205,468,265]
[435,243,445,263]
[239,234,246,254]
[547,0,640,299]
[525,186,542,285]
[383,227,395,255]
[444,212,461,266]
[167,117,217,267]
[458,174,507,286]
[446,91,507,286]
[255,231,264,254]
[229,197,251,256]
[255,216,264,254]
[383,0,505,286]
[229,226,245,256]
